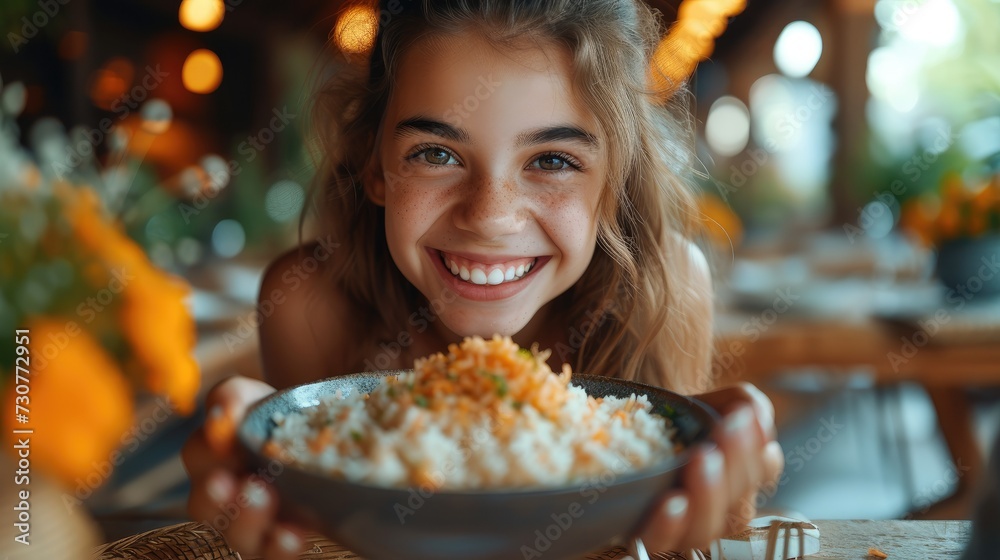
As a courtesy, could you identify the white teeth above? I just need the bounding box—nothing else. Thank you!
[487,269,505,285]
[442,253,538,286]
[470,269,488,285]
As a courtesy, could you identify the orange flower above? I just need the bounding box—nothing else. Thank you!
[119,269,200,414]
[697,193,744,249]
[2,319,134,487]
[63,186,149,273]
[62,186,201,413]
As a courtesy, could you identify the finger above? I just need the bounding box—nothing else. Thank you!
[261,524,308,560]
[722,439,786,535]
[698,383,776,441]
[187,468,237,528]
[181,428,239,481]
[715,405,765,505]
[223,476,279,555]
[204,377,276,455]
[672,447,727,550]
[636,491,691,552]
[763,440,784,484]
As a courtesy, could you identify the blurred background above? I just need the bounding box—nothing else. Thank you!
[1,0,999,548]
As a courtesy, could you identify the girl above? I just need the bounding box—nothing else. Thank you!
[183,0,784,557]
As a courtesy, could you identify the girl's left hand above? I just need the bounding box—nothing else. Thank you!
[637,382,785,552]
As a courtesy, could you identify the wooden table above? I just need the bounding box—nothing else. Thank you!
[92,520,972,559]
[714,308,1000,520]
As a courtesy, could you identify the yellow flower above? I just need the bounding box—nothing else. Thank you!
[2,319,134,488]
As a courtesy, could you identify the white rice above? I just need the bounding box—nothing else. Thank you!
[264,337,678,490]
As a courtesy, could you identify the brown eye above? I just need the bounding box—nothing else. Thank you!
[422,148,454,165]
[536,155,568,171]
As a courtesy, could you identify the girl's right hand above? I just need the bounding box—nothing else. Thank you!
[181,376,309,560]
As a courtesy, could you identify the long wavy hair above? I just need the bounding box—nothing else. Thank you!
[305,0,710,392]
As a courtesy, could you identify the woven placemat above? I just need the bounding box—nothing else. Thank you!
[94,522,239,560]
[93,521,701,559]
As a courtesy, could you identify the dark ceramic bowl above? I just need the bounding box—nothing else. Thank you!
[238,372,718,560]
[936,235,1000,298]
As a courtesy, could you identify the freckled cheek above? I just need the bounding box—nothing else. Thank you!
[540,199,600,260]
[385,182,453,238]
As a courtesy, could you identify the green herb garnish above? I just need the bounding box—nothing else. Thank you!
[350,430,362,442]
[414,395,429,408]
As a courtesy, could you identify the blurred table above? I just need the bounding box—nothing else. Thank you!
[92,520,972,559]
[712,238,1000,519]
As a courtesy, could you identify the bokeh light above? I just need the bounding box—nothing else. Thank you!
[182,49,223,94]
[140,99,173,134]
[89,57,135,110]
[211,219,246,258]
[896,0,963,47]
[866,46,920,113]
[650,0,746,99]
[265,180,306,223]
[333,5,379,54]
[705,96,751,157]
[774,21,823,78]
[179,0,225,32]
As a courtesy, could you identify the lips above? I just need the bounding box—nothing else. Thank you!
[438,251,537,286]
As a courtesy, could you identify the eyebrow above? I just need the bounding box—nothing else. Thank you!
[394,117,471,143]
[393,117,599,150]
[516,126,599,149]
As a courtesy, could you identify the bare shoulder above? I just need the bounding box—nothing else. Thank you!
[666,231,712,307]
[662,231,714,392]
[257,239,356,389]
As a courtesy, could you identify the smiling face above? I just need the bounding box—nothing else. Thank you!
[369,31,609,342]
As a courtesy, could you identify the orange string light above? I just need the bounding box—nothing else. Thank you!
[651,0,747,100]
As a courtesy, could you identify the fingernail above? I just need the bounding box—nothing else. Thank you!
[207,472,231,504]
[664,494,688,518]
[244,481,269,508]
[725,406,754,435]
[703,449,724,481]
[276,528,301,552]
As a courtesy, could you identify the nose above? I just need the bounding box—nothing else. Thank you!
[453,174,527,241]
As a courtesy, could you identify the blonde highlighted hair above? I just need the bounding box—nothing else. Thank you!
[306,0,711,393]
